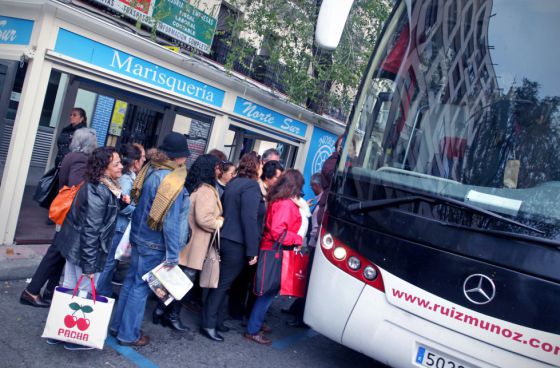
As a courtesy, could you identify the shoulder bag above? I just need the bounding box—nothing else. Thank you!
[253,230,287,296]
[199,228,221,288]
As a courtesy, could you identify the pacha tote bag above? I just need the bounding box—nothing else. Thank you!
[42,276,114,349]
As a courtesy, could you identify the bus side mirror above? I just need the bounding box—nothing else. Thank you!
[315,0,355,50]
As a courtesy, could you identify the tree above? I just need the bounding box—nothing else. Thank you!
[220,0,391,121]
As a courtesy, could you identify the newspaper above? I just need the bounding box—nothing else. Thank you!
[142,263,193,301]
[142,271,174,306]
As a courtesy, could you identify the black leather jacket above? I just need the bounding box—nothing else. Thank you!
[55,181,119,274]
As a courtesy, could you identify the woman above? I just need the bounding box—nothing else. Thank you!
[56,147,126,290]
[53,147,127,350]
[201,153,265,342]
[244,169,310,346]
[180,154,224,276]
[216,161,236,196]
[96,143,146,297]
[20,128,97,308]
[109,132,190,347]
[55,107,88,167]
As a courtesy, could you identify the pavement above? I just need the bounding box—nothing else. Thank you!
[0,244,50,281]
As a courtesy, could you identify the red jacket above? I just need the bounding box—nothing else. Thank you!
[260,199,303,250]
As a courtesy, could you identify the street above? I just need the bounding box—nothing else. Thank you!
[0,280,383,368]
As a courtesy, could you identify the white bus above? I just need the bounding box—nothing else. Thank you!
[305,0,560,367]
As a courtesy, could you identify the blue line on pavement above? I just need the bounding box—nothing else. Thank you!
[106,336,159,368]
[271,329,319,350]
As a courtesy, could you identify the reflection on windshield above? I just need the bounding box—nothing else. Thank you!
[339,0,560,239]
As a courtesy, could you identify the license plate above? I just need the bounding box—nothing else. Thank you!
[415,346,471,368]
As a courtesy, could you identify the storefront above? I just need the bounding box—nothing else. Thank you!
[0,0,344,245]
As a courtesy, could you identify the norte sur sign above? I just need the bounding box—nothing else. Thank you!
[91,0,217,54]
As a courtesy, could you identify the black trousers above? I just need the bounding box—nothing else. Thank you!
[228,263,257,320]
[202,238,246,329]
[27,236,65,295]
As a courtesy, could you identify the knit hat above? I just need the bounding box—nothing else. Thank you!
[159,132,190,159]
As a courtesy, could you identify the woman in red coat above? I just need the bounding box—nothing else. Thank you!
[244,169,310,345]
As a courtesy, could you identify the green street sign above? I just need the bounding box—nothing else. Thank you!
[91,0,218,54]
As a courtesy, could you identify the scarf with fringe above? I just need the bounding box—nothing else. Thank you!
[132,160,187,231]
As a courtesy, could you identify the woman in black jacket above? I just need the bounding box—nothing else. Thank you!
[55,107,88,167]
[55,147,129,293]
[201,152,265,342]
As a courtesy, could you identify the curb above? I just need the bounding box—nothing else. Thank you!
[0,257,41,281]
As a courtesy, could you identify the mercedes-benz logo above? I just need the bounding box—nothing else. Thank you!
[463,274,496,305]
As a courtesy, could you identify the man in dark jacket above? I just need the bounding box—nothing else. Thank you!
[316,135,343,224]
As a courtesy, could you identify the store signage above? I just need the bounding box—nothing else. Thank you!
[54,29,225,108]
[0,16,34,45]
[302,127,337,200]
[233,97,307,138]
[90,0,217,54]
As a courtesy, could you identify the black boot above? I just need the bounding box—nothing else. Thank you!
[152,304,165,325]
[162,301,189,332]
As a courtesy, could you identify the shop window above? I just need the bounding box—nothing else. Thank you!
[4,62,27,122]
[171,110,213,168]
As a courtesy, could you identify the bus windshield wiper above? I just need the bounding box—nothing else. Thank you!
[348,193,544,235]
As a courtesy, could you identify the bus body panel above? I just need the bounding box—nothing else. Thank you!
[342,276,555,368]
[304,243,364,342]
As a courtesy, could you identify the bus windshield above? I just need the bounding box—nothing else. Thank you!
[336,0,560,241]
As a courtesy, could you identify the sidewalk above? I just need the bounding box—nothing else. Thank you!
[0,244,49,281]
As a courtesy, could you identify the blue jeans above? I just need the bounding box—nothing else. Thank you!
[246,291,277,335]
[96,231,124,297]
[109,244,164,343]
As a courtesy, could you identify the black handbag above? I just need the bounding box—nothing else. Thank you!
[33,167,60,208]
[253,230,287,297]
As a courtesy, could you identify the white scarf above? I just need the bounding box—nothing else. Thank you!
[292,197,311,238]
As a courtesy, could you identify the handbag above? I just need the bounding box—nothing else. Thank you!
[48,182,83,225]
[41,276,115,349]
[33,167,60,208]
[199,228,220,288]
[280,248,311,298]
[114,222,132,260]
[253,230,287,296]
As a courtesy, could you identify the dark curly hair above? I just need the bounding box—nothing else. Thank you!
[266,169,304,203]
[85,147,118,184]
[236,152,260,180]
[185,154,218,193]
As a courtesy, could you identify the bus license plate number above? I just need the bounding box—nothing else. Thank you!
[415,346,470,368]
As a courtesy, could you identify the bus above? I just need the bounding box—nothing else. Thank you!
[304,0,560,367]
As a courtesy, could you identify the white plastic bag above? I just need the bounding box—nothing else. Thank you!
[114,223,131,260]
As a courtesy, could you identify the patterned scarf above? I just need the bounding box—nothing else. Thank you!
[100,176,122,198]
[132,159,187,231]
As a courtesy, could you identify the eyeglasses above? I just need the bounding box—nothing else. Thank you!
[70,113,80,117]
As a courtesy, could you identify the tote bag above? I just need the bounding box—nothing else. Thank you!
[48,183,83,225]
[280,248,310,298]
[253,231,287,296]
[42,277,114,349]
[199,228,220,288]
[114,223,132,260]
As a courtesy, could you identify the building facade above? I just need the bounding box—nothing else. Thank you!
[0,0,344,246]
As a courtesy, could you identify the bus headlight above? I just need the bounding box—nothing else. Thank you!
[363,265,378,280]
[322,233,334,249]
[347,256,361,270]
[333,247,347,260]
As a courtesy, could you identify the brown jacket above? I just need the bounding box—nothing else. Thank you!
[179,183,223,270]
